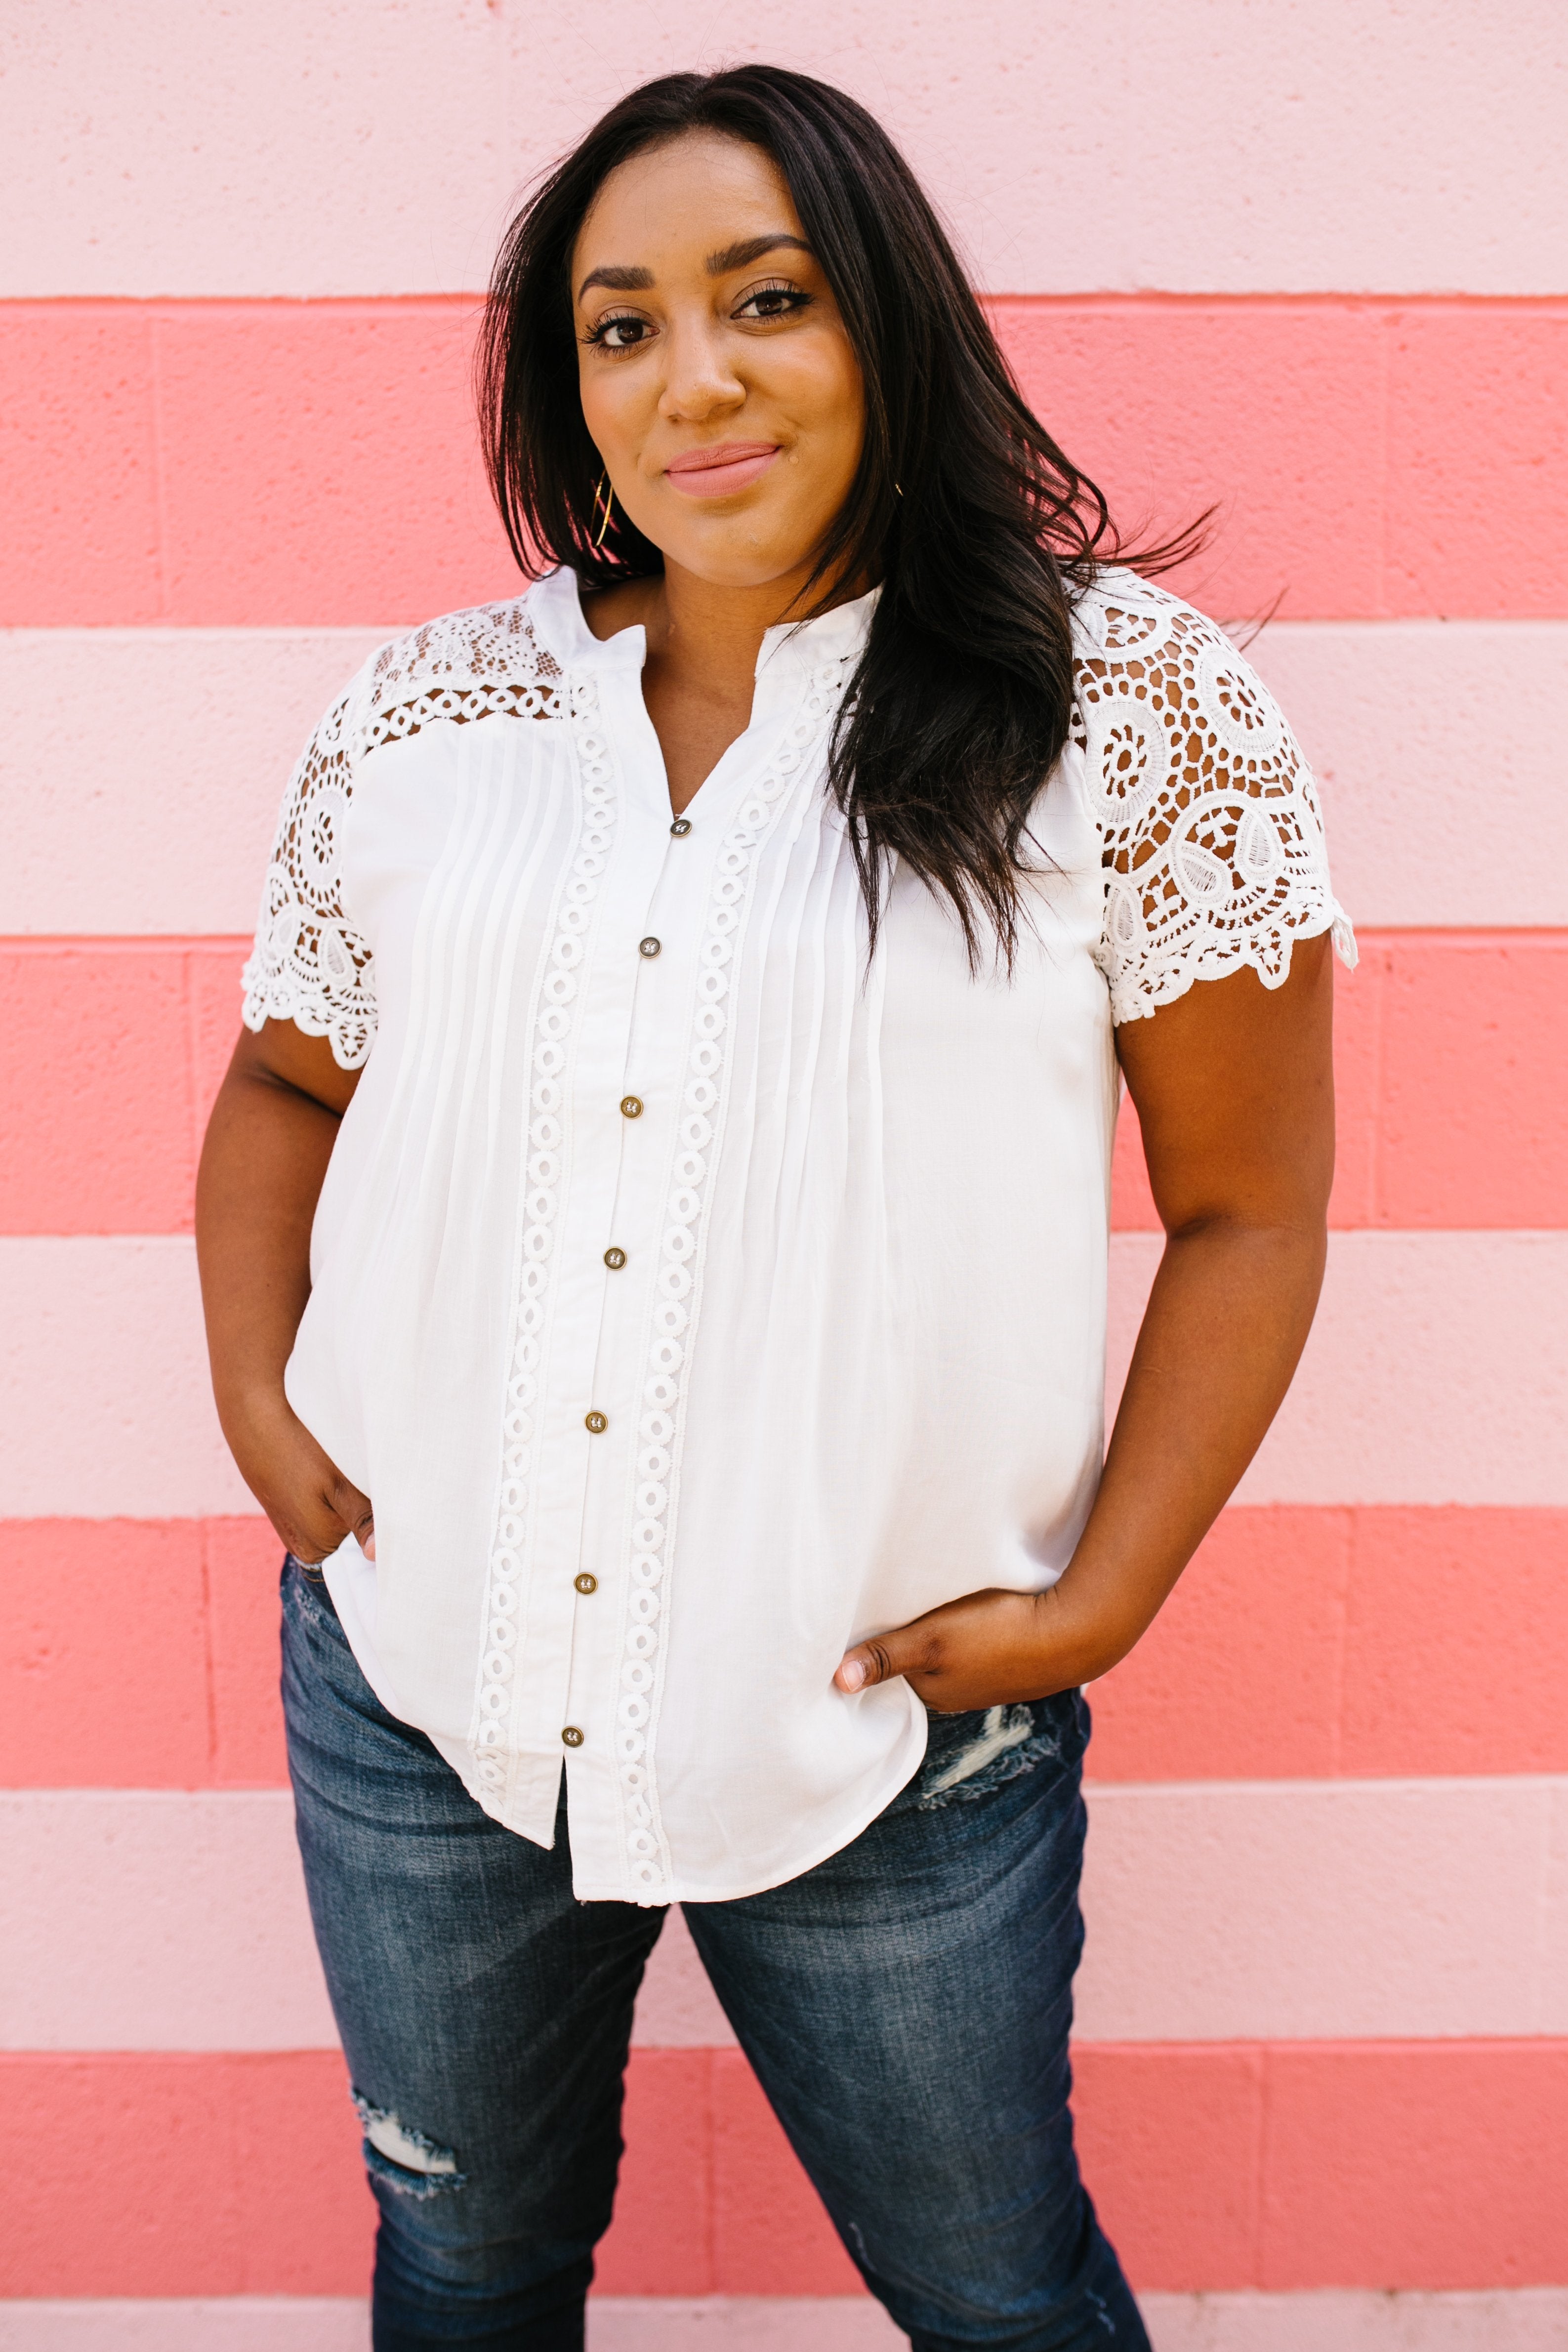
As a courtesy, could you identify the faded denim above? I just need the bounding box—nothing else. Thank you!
[282,1559,1149,2352]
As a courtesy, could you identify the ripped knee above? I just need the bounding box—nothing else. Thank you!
[353,2090,467,2200]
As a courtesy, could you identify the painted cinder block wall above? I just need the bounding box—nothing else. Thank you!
[2,5,1566,2347]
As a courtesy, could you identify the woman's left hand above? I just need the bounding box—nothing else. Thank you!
[834,1582,1112,1712]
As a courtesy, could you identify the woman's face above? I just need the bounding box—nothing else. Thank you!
[572,131,866,593]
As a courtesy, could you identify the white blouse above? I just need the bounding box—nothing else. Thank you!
[243,564,1354,1904]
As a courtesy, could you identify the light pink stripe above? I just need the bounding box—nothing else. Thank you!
[5,1231,1566,1522]
[0,630,383,936]
[3,623,1560,936]
[0,1238,251,1517]
[1247,622,1568,930]
[3,4,1563,295]
[588,2300,898,2349]
[0,2303,370,2351]
[1107,1231,1568,1508]
[1076,1778,1568,2044]
[2,2294,1564,2351]
[1139,2291,1568,2352]
[0,1792,730,2051]
[10,1782,1568,2053]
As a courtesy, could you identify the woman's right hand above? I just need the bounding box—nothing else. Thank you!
[229,1390,375,1566]
[197,1018,372,1562]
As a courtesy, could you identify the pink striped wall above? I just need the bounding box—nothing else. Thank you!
[5,300,1567,628]
[3,937,1562,1236]
[7,2042,1568,2298]
[12,1507,1566,1794]
[2,5,1564,2346]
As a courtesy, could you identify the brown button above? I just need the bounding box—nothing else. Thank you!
[603,1247,626,1270]
[669,817,692,837]
[619,1095,643,1119]
[562,1726,585,1748]
[639,936,661,958]
[575,1572,599,1595]
[584,1410,608,1434]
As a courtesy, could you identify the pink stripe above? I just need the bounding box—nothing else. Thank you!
[1092,1507,1568,1785]
[0,943,245,1236]
[6,1508,1568,1791]
[2,301,1565,627]
[9,935,1564,1238]
[1130,931,1568,1233]
[4,2043,1567,2297]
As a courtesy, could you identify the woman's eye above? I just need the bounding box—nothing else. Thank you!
[736,282,811,323]
[590,314,652,351]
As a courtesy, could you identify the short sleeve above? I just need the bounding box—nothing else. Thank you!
[241,667,378,1069]
[1074,574,1357,1024]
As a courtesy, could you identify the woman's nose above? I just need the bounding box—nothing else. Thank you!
[658,322,744,422]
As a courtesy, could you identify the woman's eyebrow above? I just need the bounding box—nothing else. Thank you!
[577,263,655,299]
[706,233,813,274]
[576,235,812,304]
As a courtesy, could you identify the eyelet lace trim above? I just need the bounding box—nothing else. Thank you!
[468,672,619,1811]
[1073,572,1356,1022]
[241,685,378,1070]
[360,602,565,749]
[242,602,564,1070]
[615,652,857,1900]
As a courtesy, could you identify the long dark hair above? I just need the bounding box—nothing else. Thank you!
[478,64,1196,965]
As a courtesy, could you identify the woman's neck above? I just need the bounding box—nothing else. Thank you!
[580,558,868,815]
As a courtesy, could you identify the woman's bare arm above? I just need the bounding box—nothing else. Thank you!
[835,930,1335,1705]
[196,1021,376,1563]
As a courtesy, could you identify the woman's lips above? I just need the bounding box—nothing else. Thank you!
[663,443,780,499]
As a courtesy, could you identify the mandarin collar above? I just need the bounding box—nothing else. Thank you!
[527,566,878,682]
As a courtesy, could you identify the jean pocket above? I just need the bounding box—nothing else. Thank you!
[916,1692,1085,1810]
[283,1554,342,1625]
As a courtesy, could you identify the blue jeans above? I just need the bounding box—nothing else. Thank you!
[281,1559,1148,2352]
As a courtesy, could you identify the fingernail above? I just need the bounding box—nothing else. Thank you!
[363,1534,376,1562]
[839,1657,866,1692]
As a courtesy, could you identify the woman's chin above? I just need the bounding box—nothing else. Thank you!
[657,518,836,594]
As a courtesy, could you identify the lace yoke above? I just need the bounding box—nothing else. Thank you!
[242,602,566,1067]
[242,573,1354,1070]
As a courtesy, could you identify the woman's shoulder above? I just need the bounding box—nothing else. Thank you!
[1067,565,1297,776]
[1069,564,1237,678]
[355,582,569,757]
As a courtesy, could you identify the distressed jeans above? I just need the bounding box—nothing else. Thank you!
[281,1559,1149,2352]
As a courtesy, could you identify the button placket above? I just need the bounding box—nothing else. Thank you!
[555,751,698,1840]
[610,654,855,1897]
[466,672,619,1813]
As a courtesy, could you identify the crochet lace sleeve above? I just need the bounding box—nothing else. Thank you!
[241,674,377,1069]
[1074,577,1357,1024]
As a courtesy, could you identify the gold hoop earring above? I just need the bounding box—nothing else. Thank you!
[592,471,615,551]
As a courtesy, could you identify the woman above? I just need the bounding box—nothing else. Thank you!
[198,64,1353,2352]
